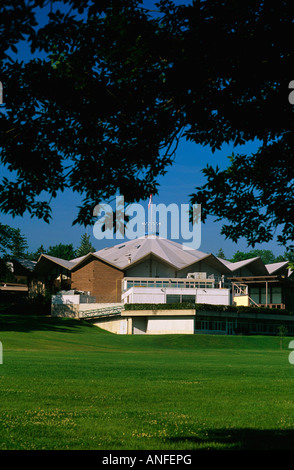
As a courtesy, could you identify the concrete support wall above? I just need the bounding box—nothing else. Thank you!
[146,316,194,334]
[51,304,80,318]
[92,317,127,334]
[92,312,195,335]
[120,309,196,335]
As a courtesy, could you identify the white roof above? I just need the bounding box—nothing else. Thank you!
[93,236,210,270]
[35,236,292,278]
[69,235,231,273]
[229,257,260,271]
[36,253,87,271]
[265,261,289,274]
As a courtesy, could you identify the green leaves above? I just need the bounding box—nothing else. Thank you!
[1,0,294,248]
[0,223,28,257]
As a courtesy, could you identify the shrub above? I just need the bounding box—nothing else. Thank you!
[124,303,294,316]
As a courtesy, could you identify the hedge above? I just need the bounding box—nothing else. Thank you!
[124,303,196,311]
[124,303,294,315]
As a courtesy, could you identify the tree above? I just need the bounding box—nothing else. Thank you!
[0,223,17,256]
[10,228,29,258]
[0,223,28,280]
[229,249,277,265]
[26,244,46,261]
[275,251,294,263]
[0,223,28,258]
[46,243,76,260]
[0,259,15,282]
[76,233,96,257]
[278,325,288,350]
[1,1,294,249]
[215,248,225,259]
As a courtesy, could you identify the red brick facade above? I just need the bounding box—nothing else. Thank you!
[71,257,124,302]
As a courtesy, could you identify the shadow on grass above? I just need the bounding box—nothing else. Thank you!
[168,427,294,450]
[0,314,84,333]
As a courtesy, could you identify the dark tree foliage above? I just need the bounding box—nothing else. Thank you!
[46,242,76,260]
[1,0,294,248]
[76,233,95,257]
[0,222,28,257]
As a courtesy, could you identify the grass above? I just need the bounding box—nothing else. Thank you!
[0,314,294,450]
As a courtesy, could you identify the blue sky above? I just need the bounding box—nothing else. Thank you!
[0,1,287,259]
[0,137,285,259]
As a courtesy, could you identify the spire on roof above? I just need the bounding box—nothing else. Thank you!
[144,193,160,238]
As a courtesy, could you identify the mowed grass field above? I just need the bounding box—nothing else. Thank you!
[1,314,294,450]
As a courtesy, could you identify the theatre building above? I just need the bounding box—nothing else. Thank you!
[31,235,294,336]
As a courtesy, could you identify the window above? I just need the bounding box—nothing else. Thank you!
[271,287,282,304]
[182,295,196,303]
[201,320,210,330]
[213,321,226,331]
[260,287,267,305]
[166,294,195,304]
[249,287,259,304]
[166,294,181,303]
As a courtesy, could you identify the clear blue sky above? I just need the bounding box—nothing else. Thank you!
[0,1,286,259]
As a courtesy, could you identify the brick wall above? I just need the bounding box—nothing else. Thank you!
[71,258,124,302]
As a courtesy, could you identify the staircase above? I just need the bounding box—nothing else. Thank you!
[79,304,124,320]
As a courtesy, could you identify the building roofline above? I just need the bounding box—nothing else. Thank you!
[178,253,232,274]
[70,252,124,272]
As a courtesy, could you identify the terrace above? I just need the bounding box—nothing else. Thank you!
[121,276,230,306]
[121,276,217,293]
[230,275,294,310]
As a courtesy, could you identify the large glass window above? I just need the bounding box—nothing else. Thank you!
[260,287,267,305]
[182,295,196,303]
[166,294,195,304]
[271,287,282,304]
[250,287,259,304]
[166,294,181,303]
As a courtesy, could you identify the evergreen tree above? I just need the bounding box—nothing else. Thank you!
[26,245,46,261]
[10,228,29,258]
[216,248,225,259]
[0,223,28,258]
[76,234,96,257]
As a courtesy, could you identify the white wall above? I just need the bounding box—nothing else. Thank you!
[125,258,176,278]
[195,288,230,305]
[146,317,194,334]
[122,287,166,304]
[177,260,224,279]
[52,294,80,305]
[122,287,231,306]
[52,294,96,305]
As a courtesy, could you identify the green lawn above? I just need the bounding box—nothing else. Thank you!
[0,314,294,450]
